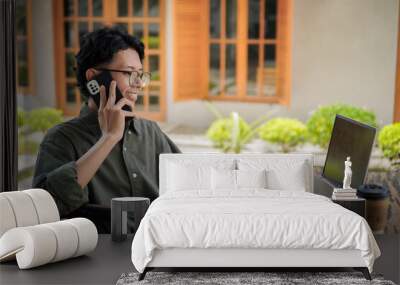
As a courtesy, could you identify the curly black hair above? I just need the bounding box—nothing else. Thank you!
[75,26,145,100]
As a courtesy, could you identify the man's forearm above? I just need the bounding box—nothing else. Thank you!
[76,135,118,188]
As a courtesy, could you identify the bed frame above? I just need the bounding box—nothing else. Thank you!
[139,248,371,280]
[137,154,372,281]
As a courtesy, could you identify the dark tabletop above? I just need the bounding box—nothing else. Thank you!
[0,234,134,285]
[1,234,398,285]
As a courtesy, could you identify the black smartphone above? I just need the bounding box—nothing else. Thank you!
[86,70,131,111]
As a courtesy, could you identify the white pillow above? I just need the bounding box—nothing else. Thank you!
[211,168,236,191]
[167,163,211,191]
[236,169,267,189]
[237,159,310,191]
[266,166,307,191]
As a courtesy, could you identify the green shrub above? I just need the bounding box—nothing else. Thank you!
[17,108,26,127]
[206,113,251,153]
[151,72,160,81]
[378,123,400,166]
[205,101,277,153]
[26,108,63,134]
[148,36,160,49]
[306,104,377,148]
[258,118,308,153]
[18,137,39,155]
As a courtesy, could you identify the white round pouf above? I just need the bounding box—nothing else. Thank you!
[0,190,98,269]
[42,221,79,262]
[24,189,60,224]
[0,196,17,237]
[0,219,98,269]
[65,218,98,257]
[0,226,57,269]
[0,192,39,227]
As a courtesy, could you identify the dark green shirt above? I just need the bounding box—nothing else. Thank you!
[33,105,180,219]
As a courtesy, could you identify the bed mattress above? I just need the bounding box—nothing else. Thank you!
[131,190,380,273]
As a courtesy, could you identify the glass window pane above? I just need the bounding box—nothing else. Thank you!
[66,84,76,104]
[225,44,236,95]
[64,21,75,48]
[148,0,159,17]
[78,0,88,16]
[247,44,259,96]
[16,0,27,36]
[132,23,144,41]
[149,85,159,93]
[133,0,143,16]
[148,24,160,49]
[93,0,103,16]
[78,22,89,45]
[115,23,128,33]
[64,0,74,17]
[149,55,160,81]
[265,0,277,39]
[17,41,28,87]
[209,44,220,95]
[226,0,236,38]
[262,44,276,96]
[118,0,128,16]
[135,95,144,111]
[149,96,160,111]
[93,22,104,31]
[65,52,75,78]
[210,0,220,38]
[264,44,276,68]
[149,85,160,111]
[17,41,27,63]
[248,0,260,39]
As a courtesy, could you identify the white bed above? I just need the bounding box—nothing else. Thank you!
[131,154,380,280]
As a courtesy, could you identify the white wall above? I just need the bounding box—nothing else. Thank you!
[291,0,398,127]
[166,0,399,128]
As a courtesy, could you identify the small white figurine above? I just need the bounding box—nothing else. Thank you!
[343,156,352,189]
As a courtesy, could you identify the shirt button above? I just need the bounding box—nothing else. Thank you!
[132,173,137,178]
[128,131,132,135]
[123,147,127,152]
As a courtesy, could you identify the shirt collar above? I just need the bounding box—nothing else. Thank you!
[126,116,140,135]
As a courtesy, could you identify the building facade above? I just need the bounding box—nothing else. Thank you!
[18,0,400,128]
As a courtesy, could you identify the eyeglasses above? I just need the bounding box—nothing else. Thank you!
[96,68,151,88]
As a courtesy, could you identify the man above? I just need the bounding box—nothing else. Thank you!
[33,27,180,233]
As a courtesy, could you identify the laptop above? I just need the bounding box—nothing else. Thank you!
[321,115,376,189]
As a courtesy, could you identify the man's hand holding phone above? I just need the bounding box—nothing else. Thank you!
[98,80,136,143]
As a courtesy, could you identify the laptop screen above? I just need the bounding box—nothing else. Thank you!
[322,115,376,188]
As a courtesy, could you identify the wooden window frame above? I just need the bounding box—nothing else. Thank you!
[53,0,166,121]
[113,0,166,121]
[206,0,292,105]
[394,4,400,123]
[16,0,34,96]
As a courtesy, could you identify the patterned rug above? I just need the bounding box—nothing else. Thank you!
[116,271,396,285]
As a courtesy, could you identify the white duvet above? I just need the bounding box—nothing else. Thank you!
[131,190,380,273]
